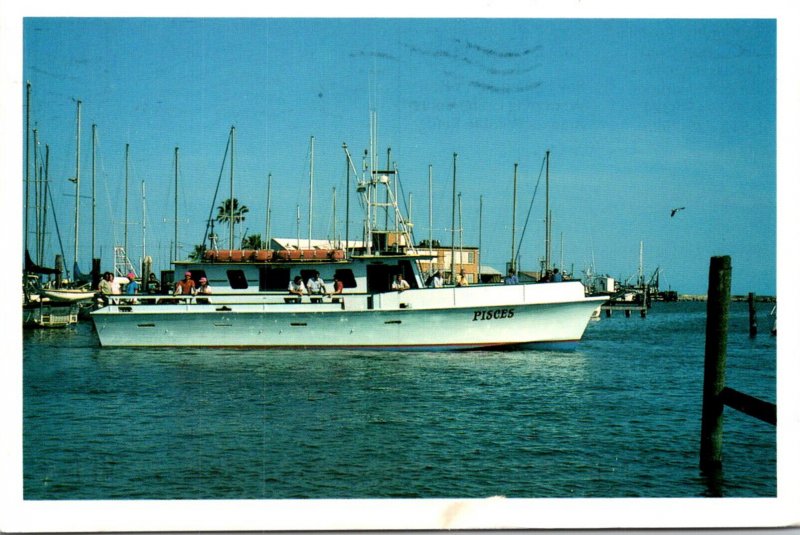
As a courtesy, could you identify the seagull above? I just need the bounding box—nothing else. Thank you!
[670,207,685,217]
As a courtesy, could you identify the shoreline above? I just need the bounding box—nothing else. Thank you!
[677,294,776,303]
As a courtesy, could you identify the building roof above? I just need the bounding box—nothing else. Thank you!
[270,238,366,250]
[479,265,502,275]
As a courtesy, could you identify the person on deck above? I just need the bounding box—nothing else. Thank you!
[196,277,212,303]
[505,268,519,285]
[125,272,139,295]
[430,271,443,288]
[392,273,410,291]
[145,273,161,294]
[551,268,563,282]
[306,271,327,295]
[456,269,470,287]
[174,271,196,295]
[289,276,306,296]
[331,275,344,295]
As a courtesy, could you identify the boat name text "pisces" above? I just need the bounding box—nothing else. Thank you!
[472,308,515,321]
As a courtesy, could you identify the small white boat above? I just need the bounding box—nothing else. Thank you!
[41,288,96,303]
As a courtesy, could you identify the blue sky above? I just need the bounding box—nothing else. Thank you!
[14,16,779,295]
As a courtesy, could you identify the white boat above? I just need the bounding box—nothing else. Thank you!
[91,141,606,350]
[92,250,606,349]
[41,287,95,303]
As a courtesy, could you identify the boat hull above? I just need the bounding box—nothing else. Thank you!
[91,284,605,350]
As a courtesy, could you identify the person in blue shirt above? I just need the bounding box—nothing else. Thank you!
[125,272,139,294]
[551,268,563,282]
[505,268,519,285]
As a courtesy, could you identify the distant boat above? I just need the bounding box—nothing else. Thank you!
[770,305,776,336]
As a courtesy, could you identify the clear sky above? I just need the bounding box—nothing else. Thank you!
[11,14,780,295]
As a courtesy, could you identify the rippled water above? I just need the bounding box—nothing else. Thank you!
[22,301,776,499]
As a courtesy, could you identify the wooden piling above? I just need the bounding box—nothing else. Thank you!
[54,254,63,288]
[700,255,731,471]
[91,258,101,290]
[748,292,758,337]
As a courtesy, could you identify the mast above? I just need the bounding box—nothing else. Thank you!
[73,99,82,276]
[41,146,50,266]
[450,152,457,283]
[142,180,147,270]
[479,194,483,282]
[545,149,551,272]
[296,204,301,250]
[266,172,272,249]
[308,135,314,248]
[25,81,31,259]
[343,143,351,260]
[428,164,433,276]
[91,124,97,260]
[33,128,39,263]
[124,143,129,258]
[511,162,518,270]
[332,186,337,247]
[174,146,179,261]
[229,126,235,249]
[458,192,463,273]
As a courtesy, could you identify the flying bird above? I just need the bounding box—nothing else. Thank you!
[670,207,685,217]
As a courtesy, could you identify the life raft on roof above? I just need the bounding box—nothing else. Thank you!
[202,249,345,262]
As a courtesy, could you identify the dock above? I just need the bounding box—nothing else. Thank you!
[601,302,648,318]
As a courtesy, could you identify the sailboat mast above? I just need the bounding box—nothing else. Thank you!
[41,145,50,266]
[479,194,483,281]
[73,99,82,275]
[91,124,97,260]
[25,81,31,259]
[33,128,39,263]
[511,162,518,270]
[332,186,337,247]
[142,180,147,269]
[124,143,129,258]
[428,164,433,276]
[266,172,272,249]
[308,135,314,248]
[545,150,551,272]
[174,146,179,261]
[450,152,457,283]
[458,192,463,272]
[343,143,350,260]
[229,126,235,249]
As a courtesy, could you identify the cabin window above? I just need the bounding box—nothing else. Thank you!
[334,269,357,289]
[259,267,290,291]
[226,269,249,290]
[299,269,317,284]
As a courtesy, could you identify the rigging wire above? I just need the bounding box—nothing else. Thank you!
[514,153,547,268]
[202,131,232,249]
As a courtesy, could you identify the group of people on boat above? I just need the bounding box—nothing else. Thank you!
[287,271,344,300]
[173,271,212,300]
[423,269,470,288]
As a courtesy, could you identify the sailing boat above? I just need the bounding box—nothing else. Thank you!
[22,83,81,328]
[39,100,96,311]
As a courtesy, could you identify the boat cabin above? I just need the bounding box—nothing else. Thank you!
[173,248,427,295]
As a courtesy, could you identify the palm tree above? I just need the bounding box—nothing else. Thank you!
[189,244,207,261]
[241,233,265,250]
[216,198,249,248]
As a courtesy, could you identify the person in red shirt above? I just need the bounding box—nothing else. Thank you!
[174,271,196,295]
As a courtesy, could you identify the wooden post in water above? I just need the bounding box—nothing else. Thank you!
[91,258,101,290]
[748,292,758,337]
[700,255,731,471]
